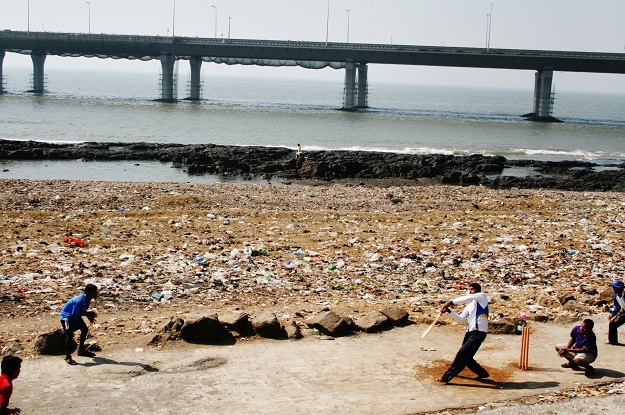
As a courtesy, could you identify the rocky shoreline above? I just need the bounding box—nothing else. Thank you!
[1,139,624,191]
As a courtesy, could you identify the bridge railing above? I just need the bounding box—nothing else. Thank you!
[0,30,171,45]
[2,30,625,61]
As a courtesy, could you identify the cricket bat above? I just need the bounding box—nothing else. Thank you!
[421,310,442,339]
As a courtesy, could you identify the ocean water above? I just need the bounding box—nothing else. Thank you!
[1,66,624,182]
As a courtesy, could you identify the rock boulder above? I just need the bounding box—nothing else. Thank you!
[355,311,391,333]
[34,329,76,355]
[179,315,226,344]
[251,312,283,338]
[307,311,352,337]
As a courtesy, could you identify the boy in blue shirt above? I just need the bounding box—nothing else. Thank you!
[60,284,99,365]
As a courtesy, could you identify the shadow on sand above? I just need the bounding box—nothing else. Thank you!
[82,356,159,372]
[449,376,559,390]
[586,367,625,380]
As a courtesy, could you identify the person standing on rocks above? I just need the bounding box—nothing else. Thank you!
[555,318,597,377]
[437,282,490,384]
[296,144,302,160]
[607,280,625,345]
[0,355,22,415]
[60,284,99,365]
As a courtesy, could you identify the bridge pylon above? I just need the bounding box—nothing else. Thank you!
[29,52,46,93]
[357,63,368,108]
[343,61,357,110]
[523,69,560,122]
[187,57,203,100]
[343,62,368,110]
[0,50,5,94]
[159,54,177,102]
[533,69,554,118]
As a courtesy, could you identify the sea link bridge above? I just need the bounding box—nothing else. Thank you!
[1,30,625,120]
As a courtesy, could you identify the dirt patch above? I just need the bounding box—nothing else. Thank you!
[416,359,514,386]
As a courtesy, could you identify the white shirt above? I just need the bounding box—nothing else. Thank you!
[614,292,625,312]
[449,292,489,333]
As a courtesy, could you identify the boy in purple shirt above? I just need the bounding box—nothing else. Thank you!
[555,318,597,377]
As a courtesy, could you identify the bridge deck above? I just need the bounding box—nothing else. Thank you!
[2,31,625,74]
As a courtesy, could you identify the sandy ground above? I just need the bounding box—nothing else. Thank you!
[1,179,625,414]
[7,316,625,415]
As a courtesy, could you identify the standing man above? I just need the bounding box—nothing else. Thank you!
[607,280,625,345]
[437,282,490,384]
[60,283,99,365]
[0,355,22,415]
[555,318,597,377]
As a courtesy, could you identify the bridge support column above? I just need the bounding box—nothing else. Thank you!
[159,54,175,102]
[30,52,46,93]
[523,69,560,121]
[356,63,368,108]
[188,57,202,100]
[342,61,357,110]
[534,69,553,117]
[0,50,5,94]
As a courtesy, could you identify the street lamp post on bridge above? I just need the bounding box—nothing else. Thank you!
[86,2,91,34]
[172,0,176,38]
[346,9,350,43]
[486,4,493,51]
[325,0,330,45]
[211,5,217,38]
[485,13,489,49]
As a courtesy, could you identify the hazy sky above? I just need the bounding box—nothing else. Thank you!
[2,0,625,92]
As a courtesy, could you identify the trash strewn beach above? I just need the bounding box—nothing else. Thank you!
[2,179,623,343]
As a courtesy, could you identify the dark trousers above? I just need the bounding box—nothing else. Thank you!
[608,316,625,344]
[441,330,489,382]
[61,317,88,356]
